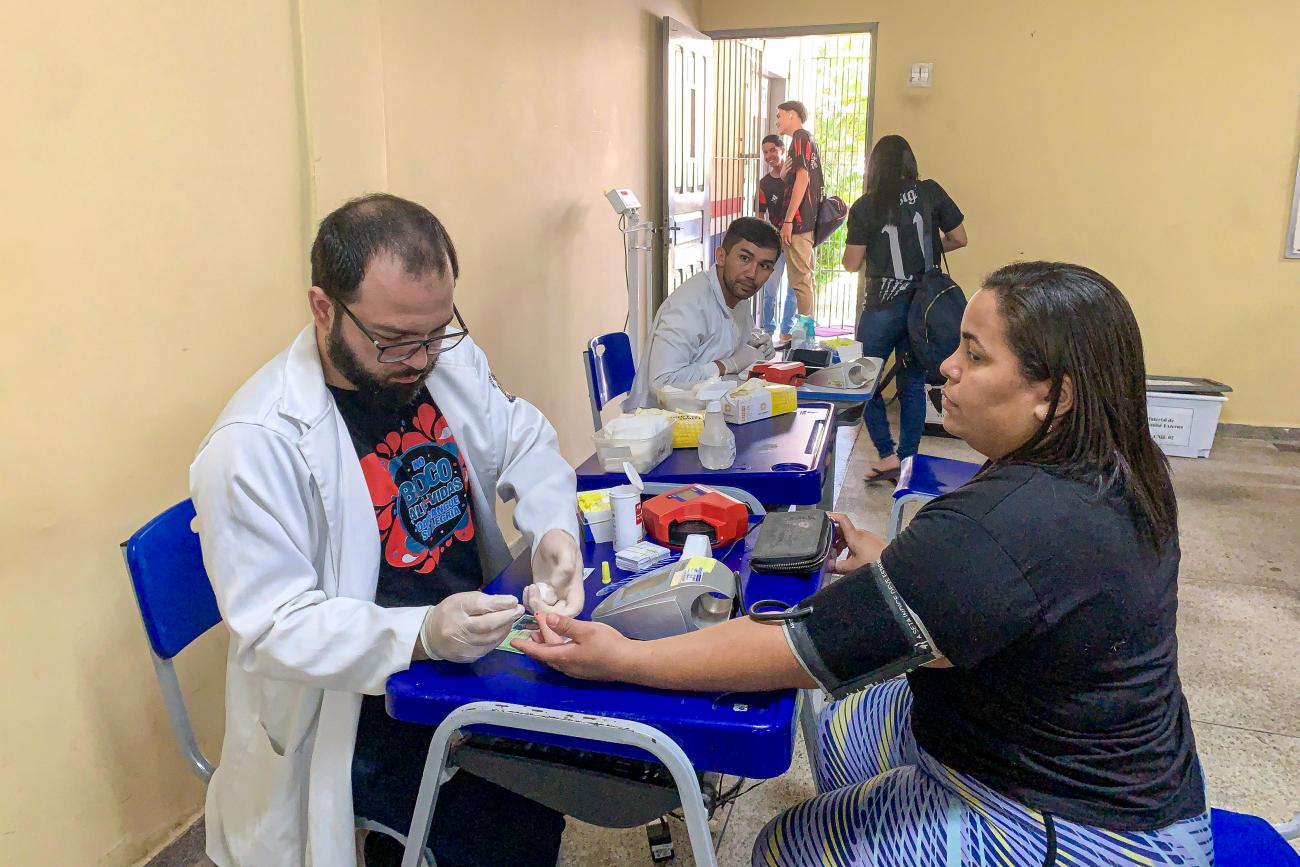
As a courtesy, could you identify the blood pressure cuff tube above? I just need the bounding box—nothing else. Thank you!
[783,561,939,700]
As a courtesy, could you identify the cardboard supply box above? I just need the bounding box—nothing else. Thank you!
[723,382,797,424]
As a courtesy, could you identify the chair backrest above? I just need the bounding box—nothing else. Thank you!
[122,499,221,660]
[585,332,636,423]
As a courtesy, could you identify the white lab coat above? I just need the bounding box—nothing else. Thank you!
[624,267,753,410]
[189,325,578,867]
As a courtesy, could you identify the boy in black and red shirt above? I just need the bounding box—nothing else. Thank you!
[775,100,823,317]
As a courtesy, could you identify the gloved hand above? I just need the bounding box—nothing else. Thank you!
[746,330,776,361]
[525,529,585,617]
[419,591,523,663]
[720,342,764,375]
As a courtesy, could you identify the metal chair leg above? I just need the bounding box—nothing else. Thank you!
[583,350,604,431]
[886,497,907,541]
[797,688,827,786]
[401,702,719,867]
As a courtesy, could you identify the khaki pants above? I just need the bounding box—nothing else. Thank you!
[785,230,816,316]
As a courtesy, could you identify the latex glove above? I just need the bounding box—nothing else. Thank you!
[419,591,524,663]
[721,342,764,375]
[525,529,585,617]
[746,331,776,361]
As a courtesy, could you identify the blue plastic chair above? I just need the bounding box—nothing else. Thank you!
[886,454,982,540]
[122,500,422,857]
[1212,808,1300,865]
[122,499,220,782]
[583,332,636,430]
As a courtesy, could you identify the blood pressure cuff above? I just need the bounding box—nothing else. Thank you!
[783,561,939,700]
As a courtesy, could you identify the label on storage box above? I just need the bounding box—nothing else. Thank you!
[1147,406,1194,448]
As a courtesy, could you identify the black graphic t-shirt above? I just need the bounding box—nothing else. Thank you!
[785,129,824,235]
[328,386,483,608]
[757,171,786,226]
[846,179,964,307]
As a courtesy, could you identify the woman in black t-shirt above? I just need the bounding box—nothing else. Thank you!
[843,135,968,484]
[516,261,1213,866]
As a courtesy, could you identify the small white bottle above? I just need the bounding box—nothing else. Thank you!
[697,398,736,470]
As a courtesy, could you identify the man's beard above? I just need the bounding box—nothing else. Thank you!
[326,317,435,409]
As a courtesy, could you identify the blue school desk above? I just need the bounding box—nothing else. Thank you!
[386,523,828,867]
[575,402,835,507]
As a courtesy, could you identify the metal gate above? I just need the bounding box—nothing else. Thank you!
[787,33,873,329]
[708,39,765,263]
[663,27,874,327]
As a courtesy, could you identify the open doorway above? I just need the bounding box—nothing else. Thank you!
[708,29,875,330]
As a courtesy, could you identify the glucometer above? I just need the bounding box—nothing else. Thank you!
[591,535,738,640]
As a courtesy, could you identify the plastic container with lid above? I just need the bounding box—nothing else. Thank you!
[592,414,673,473]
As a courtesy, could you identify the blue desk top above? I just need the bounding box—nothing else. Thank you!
[385,522,827,779]
[797,383,874,403]
[575,403,835,506]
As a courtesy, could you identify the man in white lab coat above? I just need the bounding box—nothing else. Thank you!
[190,194,582,867]
[625,217,781,409]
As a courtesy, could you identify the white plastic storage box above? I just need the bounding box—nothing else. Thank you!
[1145,376,1231,459]
[1147,392,1227,458]
[592,414,674,473]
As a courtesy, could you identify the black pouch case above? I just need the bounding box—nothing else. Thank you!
[749,509,833,574]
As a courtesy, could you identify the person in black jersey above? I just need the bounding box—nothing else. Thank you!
[775,100,822,317]
[843,135,968,484]
[515,261,1214,866]
[755,133,795,342]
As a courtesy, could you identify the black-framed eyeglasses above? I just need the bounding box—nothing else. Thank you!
[336,301,469,364]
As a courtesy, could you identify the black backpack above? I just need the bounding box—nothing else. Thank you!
[906,254,966,385]
[874,250,966,396]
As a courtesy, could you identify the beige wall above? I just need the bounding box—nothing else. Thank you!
[703,0,1300,427]
[377,0,698,457]
[0,0,694,864]
[0,3,307,865]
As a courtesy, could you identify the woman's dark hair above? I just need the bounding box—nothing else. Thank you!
[864,134,919,228]
[984,261,1177,549]
[721,216,781,252]
[310,193,459,303]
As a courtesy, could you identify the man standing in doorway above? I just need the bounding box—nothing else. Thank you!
[756,133,795,344]
[776,100,823,318]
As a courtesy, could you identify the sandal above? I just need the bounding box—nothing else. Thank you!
[863,466,901,485]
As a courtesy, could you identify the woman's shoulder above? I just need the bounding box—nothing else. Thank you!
[933,462,1091,525]
[943,462,1150,543]
[918,178,946,195]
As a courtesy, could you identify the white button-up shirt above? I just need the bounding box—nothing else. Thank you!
[625,266,753,409]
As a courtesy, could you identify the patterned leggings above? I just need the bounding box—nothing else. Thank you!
[752,679,1214,866]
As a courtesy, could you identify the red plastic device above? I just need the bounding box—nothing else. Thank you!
[642,484,750,549]
[751,361,807,386]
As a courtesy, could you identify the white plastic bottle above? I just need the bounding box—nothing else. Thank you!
[697,398,736,470]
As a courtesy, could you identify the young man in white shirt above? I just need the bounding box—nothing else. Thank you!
[625,217,781,409]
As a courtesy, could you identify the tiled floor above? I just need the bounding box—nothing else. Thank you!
[149,424,1299,866]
